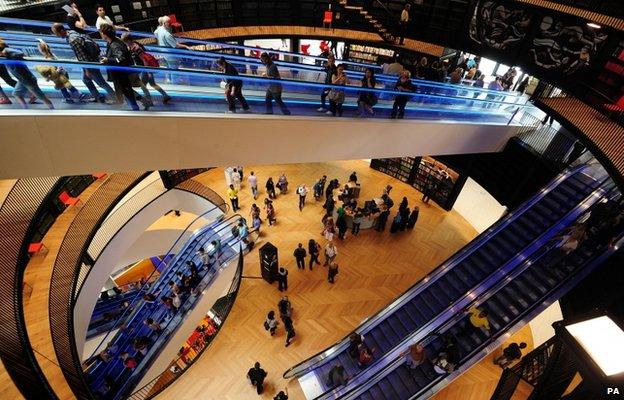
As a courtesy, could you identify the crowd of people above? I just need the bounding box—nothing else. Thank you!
[0,4,522,117]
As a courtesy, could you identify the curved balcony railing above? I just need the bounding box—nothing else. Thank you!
[86,174,165,261]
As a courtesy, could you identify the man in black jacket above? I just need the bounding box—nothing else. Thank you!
[216,56,250,113]
[99,23,148,111]
[293,243,307,270]
[247,362,268,394]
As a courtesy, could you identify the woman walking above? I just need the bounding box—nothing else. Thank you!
[266,177,277,199]
[308,239,321,270]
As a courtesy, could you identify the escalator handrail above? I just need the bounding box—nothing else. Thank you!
[83,202,229,362]
[315,172,611,399]
[0,16,382,69]
[282,164,591,379]
[0,36,526,99]
[342,182,617,400]
[89,214,245,387]
[0,57,530,110]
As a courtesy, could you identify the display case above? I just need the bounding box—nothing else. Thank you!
[370,156,465,211]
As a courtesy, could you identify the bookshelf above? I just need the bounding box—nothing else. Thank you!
[370,156,465,211]
[346,44,395,71]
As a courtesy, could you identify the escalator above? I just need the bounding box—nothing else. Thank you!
[349,182,621,400]
[87,287,141,339]
[85,214,249,399]
[0,18,531,124]
[284,164,609,399]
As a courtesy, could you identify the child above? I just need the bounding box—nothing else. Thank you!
[0,38,53,109]
[35,40,84,103]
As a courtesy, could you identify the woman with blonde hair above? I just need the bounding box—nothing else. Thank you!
[35,40,84,103]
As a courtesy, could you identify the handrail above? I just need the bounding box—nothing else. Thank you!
[84,200,228,363]
[0,16,381,69]
[282,164,591,379]
[0,32,528,99]
[0,57,531,111]
[127,244,245,400]
[341,179,617,400]
[93,215,246,399]
[310,168,610,399]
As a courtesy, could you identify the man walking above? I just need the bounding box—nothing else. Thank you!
[283,315,296,347]
[494,342,527,368]
[248,171,259,199]
[398,3,411,45]
[324,241,338,266]
[51,23,116,103]
[260,52,291,115]
[297,184,309,211]
[227,184,239,211]
[247,362,268,394]
[277,267,289,291]
[293,243,307,270]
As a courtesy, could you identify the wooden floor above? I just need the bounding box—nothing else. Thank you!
[0,160,536,400]
[157,161,532,400]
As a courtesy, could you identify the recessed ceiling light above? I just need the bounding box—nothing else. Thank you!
[587,22,601,29]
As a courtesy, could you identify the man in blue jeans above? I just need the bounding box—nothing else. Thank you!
[51,23,116,103]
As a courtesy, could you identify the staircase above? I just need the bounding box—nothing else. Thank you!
[338,0,396,43]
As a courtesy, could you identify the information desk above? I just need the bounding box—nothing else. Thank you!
[331,197,386,230]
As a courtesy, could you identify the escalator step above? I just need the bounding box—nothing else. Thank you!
[437,275,463,299]
[396,308,421,332]
[368,384,386,400]
[413,298,436,319]
[403,299,429,326]
[369,326,395,352]
[461,260,487,281]
[378,378,400,399]
[522,269,549,295]
[511,277,539,302]
[420,291,446,314]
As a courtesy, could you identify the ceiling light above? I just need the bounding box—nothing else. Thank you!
[587,22,601,29]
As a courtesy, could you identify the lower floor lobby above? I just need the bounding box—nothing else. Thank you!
[1,159,536,400]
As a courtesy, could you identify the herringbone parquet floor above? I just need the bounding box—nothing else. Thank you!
[0,160,534,400]
[158,161,530,400]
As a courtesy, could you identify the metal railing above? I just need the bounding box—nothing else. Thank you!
[0,177,59,399]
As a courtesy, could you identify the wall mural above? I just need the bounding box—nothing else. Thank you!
[469,0,533,51]
[528,16,608,76]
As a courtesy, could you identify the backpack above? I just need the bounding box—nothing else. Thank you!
[139,51,159,67]
[81,35,101,61]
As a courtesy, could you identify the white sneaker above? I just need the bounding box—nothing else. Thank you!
[325,110,333,115]
[317,107,326,112]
